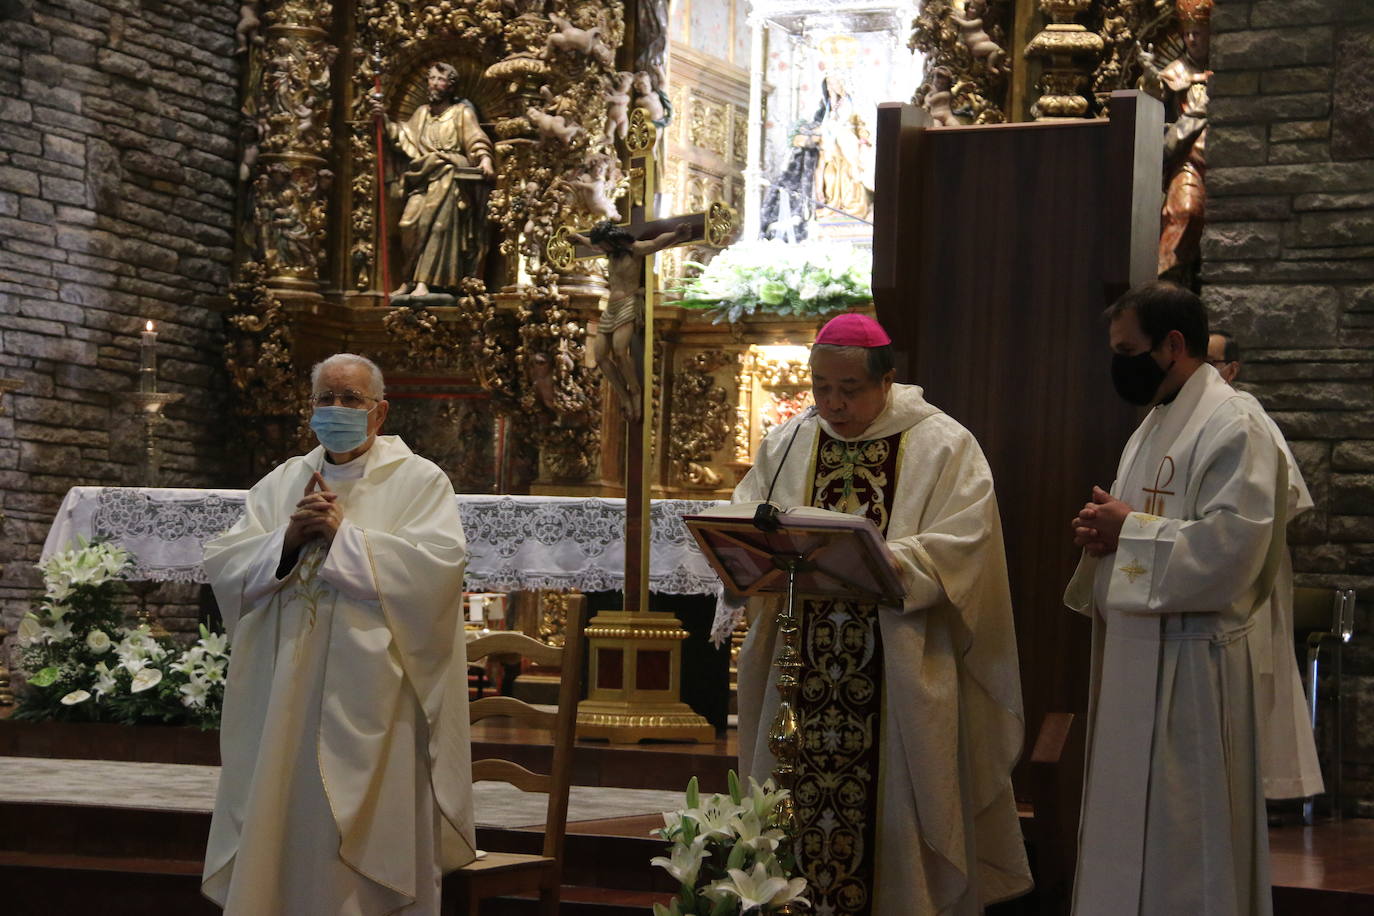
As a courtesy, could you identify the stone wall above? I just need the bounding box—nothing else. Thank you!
[1204,0,1374,813]
[0,0,240,638]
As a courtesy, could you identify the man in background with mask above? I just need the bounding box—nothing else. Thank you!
[1208,328,1324,804]
[202,353,475,915]
[1066,282,1285,916]
[729,313,1031,915]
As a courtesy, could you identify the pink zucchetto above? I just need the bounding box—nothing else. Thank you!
[814,313,892,348]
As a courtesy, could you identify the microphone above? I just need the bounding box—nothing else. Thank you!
[753,405,818,532]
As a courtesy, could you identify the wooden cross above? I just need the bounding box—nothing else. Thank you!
[548,108,734,616]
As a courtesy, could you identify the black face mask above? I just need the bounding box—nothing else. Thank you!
[1111,351,1172,406]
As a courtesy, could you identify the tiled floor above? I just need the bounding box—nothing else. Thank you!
[0,755,687,830]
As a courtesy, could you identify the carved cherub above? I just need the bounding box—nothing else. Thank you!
[605,71,634,141]
[556,155,621,221]
[544,12,615,69]
[235,0,262,55]
[918,66,961,127]
[631,70,669,125]
[526,106,583,144]
[950,0,1005,74]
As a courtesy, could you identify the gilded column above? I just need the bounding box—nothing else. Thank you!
[246,0,337,300]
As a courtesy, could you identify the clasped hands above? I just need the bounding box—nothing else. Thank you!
[284,472,342,555]
[1072,486,1133,558]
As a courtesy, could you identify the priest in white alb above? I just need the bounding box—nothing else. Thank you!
[201,353,475,915]
[728,313,1031,915]
[1209,329,1323,801]
[1068,283,1285,916]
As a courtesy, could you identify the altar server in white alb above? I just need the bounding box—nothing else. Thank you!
[202,353,474,915]
[1068,283,1286,916]
[1209,329,1324,801]
[731,313,1031,916]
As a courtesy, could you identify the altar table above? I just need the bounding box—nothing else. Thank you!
[41,487,726,596]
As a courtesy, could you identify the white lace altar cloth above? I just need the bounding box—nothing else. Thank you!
[41,487,725,595]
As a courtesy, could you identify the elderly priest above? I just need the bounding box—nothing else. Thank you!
[201,353,475,915]
[1067,283,1284,916]
[732,313,1031,915]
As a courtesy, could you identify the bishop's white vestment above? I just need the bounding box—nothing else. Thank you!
[734,384,1031,916]
[1235,388,1324,800]
[1066,365,1285,916]
[202,435,475,915]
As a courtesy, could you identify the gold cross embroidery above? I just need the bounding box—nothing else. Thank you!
[1141,456,1175,515]
[1119,561,1148,584]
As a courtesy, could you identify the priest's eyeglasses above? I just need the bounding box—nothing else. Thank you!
[311,391,379,409]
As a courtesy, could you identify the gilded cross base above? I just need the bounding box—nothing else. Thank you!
[575,609,714,744]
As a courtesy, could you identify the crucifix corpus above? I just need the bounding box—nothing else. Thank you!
[547,108,734,742]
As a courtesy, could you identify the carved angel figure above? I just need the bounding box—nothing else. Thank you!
[950,0,1005,74]
[919,66,961,127]
[544,12,615,69]
[557,155,621,221]
[526,106,584,144]
[632,70,670,126]
[235,0,262,55]
[606,71,634,141]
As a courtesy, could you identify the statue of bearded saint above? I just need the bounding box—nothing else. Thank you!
[371,62,497,297]
[1139,0,1212,285]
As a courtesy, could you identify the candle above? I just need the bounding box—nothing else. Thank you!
[139,320,157,393]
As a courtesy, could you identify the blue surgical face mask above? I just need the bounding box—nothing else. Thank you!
[310,405,375,454]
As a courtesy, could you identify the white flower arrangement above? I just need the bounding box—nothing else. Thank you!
[675,239,872,324]
[651,771,809,916]
[14,537,230,729]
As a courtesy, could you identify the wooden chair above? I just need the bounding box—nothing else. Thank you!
[443,594,587,916]
[1292,585,1357,824]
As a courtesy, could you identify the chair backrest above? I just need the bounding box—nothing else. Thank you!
[1292,586,1357,642]
[465,594,587,863]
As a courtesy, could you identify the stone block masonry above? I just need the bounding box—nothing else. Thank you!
[1204,1,1374,813]
[0,0,241,643]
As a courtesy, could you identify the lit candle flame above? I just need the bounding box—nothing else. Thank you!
[145,320,155,332]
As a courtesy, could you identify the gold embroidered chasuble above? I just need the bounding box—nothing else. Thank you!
[734,384,1030,916]
[202,436,475,915]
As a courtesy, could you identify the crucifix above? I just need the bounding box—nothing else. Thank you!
[547,108,733,742]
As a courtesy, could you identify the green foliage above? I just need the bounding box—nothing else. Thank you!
[13,538,230,729]
[674,240,871,325]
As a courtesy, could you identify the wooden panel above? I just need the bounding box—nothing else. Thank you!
[872,93,1164,891]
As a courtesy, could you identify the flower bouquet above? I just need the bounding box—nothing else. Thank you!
[12,537,230,729]
[675,239,871,324]
[650,771,809,915]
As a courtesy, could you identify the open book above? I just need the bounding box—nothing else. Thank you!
[683,501,905,605]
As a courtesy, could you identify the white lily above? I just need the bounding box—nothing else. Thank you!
[199,632,229,657]
[92,662,117,697]
[179,675,210,709]
[650,836,709,887]
[712,862,809,911]
[45,619,75,643]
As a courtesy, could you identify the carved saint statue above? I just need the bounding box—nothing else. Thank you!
[1139,0,1211,283]
[371,63,497,297]
[566,220,693,422]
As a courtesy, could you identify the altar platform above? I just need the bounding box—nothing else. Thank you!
[0,720,1370,915]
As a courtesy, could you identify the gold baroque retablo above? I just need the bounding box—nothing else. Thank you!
[626,108,656,154]
[546,225,575,271]
[705,201,735,248]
